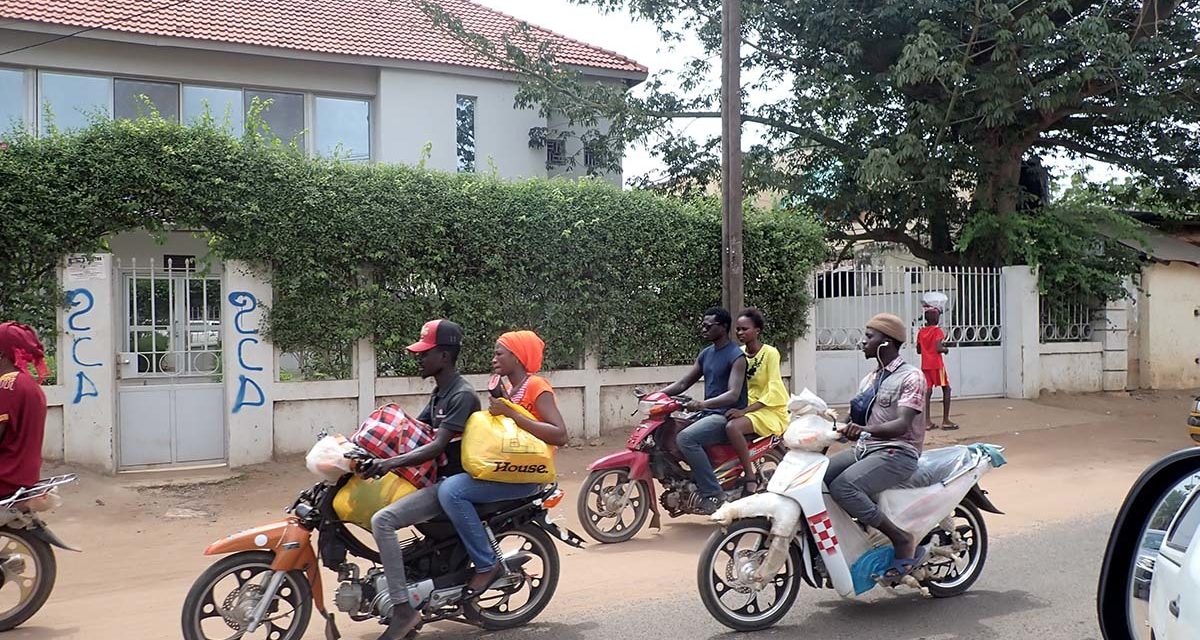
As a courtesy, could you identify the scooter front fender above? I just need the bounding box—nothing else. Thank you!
[587,450,652,482]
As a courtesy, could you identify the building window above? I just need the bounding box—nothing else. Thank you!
[0,68,25,134]
[315,96,370,161]
[245,90,305,145]
[183,85,244,135]
[546,138,566,167]
[115,78,180,122]
[38,71,111,134]
[584,143,607,171]
[456,95,476,173]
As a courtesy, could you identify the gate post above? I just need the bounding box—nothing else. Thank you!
[224,261,274,467]
[61,253,118,472]
[357,338,377,420]
[1002,266,1040,399]
[791,303,817,394]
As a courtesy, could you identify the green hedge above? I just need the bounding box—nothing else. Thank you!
[0,117,827,376]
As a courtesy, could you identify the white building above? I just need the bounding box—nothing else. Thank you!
[0,0,649,472]
[0,0,646,179]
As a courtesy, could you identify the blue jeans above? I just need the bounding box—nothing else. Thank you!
[437,473,540,572]
[676,413,729,499]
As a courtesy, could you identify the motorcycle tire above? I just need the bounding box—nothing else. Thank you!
[697,517,802,632]
[181,550,313,640]
[466,523,560,630]
[0,527,57,632]
[577,469,650,544]
[922,499,988,598]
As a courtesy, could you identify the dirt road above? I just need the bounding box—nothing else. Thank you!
[5,390,1196,639]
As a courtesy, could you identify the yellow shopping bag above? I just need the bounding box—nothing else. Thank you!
[462,400,556,484]
[333,473,418,530]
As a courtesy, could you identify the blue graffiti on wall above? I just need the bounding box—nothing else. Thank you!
[66,288,100,404]
[228,291,265,413]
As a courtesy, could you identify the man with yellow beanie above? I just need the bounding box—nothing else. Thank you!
[825,313,930,579]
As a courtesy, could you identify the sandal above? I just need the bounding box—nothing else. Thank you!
[461,564,506,601]
[940,422,960,431]
[881,545,930,582]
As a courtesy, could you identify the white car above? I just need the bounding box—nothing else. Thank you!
[1149,483,1200,639]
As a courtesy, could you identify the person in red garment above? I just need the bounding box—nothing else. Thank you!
[916,307,958,431]
[0,322,49,499]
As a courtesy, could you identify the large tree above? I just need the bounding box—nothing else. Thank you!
[424,0,1199,268]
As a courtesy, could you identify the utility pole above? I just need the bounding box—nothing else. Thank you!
[720,0,744,317]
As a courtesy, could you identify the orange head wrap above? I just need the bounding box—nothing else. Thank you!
[497,330,545,374]
[0,322,49,381]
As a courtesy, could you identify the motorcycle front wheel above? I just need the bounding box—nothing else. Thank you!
[181,550,313,640]
[0,526,57,631]
[577,469,650,543]
[697,517,802,632]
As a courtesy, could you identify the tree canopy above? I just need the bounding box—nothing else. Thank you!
[424,0,1199,273]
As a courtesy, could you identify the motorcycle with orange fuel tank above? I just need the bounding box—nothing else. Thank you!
[180,444,583,640]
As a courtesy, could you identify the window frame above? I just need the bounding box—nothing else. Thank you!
[455,94,477,173]
[1165,486,1200,554]
[36,68,113,134]
[313,94,373,162]
[114,76,182,123]
[0,65,32,135]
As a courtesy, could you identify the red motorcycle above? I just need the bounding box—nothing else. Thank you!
[576,392,784,543]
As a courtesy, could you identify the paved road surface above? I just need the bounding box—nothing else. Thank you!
[417,515,1109,640]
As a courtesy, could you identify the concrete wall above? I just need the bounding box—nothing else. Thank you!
[1138,262,1200,389]
[377,67,544,177]
[107,230,223,272]
[1039,342,1104,393]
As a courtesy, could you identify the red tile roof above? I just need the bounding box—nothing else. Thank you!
[0,0,647,76]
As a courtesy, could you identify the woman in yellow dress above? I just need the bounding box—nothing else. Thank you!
[725,308,790,494]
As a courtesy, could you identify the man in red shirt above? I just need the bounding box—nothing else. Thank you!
[916,307,958,430]
[0,322,49,498]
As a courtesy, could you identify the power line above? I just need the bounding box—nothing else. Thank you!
[0,0,194,58]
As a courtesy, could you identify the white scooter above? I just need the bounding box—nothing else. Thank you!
[696,390,1006,631]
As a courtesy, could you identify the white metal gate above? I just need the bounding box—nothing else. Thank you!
[116,257,226,469]
[813,266,1006,404]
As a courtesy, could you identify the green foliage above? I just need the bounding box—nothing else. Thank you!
[959,187,1145,309]
[0,118,826,377]
[422,0,1200,285]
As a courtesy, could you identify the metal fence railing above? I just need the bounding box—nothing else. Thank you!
[1039,296,1100,343]
[813,265,1004,350]
[117,257,223,377]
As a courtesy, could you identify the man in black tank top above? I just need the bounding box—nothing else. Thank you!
[656,307,749,515]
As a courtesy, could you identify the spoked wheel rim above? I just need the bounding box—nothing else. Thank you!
[583,470,647,538]
[924,504,983,589]
[188,560,307,640]
[704,524,796,625]
[472,529,555,623]
[0,532,43,620]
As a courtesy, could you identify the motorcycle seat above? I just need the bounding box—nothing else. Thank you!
[704,434,773,461]
[892,445,975,490]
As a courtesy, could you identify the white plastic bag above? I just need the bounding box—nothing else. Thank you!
[306,435,354,482]
[783,389,842,451]
[878,452,994,538]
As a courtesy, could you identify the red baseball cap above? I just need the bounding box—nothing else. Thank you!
[407,319,464,353]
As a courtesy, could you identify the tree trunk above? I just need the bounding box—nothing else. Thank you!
[968,147,1024,267]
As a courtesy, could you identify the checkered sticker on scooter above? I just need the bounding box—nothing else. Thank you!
[807,511,839,555]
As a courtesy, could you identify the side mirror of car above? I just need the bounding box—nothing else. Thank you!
[1098,448,1200,639]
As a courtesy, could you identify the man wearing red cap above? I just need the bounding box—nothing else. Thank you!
[0,322,49,499]
[357,319,480,640]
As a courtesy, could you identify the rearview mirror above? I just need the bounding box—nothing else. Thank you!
[1098,448,1200,639]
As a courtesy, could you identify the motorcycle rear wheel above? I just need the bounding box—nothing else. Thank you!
[577,469,650,544]
[921,500,988,598]
[698,517,802,632]
[0,526,57,632]
[181,550,313,640]
[466,524,560,630]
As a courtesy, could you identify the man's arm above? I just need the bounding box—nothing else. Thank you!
[698,356,747,410]
[0,415,7,441]
[863,406,918,440]
[658,358,703,397]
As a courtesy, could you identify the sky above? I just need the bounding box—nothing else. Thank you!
[471,0,1121,191]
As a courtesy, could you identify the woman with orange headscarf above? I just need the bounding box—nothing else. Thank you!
[437,330,568,600]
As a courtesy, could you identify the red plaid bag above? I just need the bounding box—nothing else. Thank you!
[350,404,443,488]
